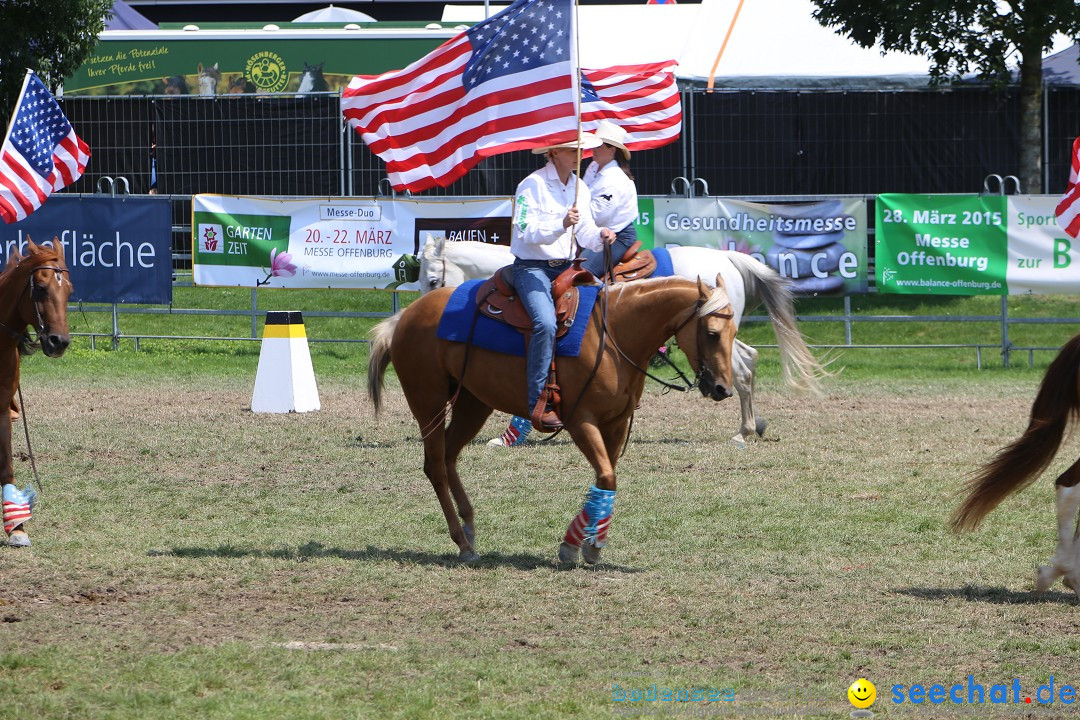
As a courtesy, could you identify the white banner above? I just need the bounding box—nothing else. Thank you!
[1005,196,1080,295]
[192,195,512,290]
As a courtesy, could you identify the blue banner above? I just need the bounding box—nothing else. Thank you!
[0,196,172,304]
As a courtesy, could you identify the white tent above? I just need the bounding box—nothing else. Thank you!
[293,5,375,23]
[443,0,934,88]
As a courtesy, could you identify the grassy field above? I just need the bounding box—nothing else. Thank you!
[0,293,1078,719]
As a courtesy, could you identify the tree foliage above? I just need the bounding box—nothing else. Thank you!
[810,0,1080,192]
[0,0,113,119]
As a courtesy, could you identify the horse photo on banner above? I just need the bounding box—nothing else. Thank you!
[0,71,90,224]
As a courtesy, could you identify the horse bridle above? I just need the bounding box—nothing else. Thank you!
[0,265,70,348]
[603,296,734,393]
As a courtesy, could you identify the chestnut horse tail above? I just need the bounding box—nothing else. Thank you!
[950,333,1080,532]
[726,251,830,396]
[367,313,401,415]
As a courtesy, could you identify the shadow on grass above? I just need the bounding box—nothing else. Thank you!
[149,541,644,573]
[897,585,1079,605]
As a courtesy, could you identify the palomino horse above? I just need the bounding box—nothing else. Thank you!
[0,239,73,547]
[418,237,828,446]
[368,276,737,563]
[951,333,1080,598]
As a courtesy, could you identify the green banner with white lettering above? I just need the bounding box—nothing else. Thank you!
[875,194,1078,294]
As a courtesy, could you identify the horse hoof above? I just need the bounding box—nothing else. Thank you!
[558,541,579,565]
[729,434,747,450]
[1063,572,1079,595]
[458,549,480,564]
[1036,565,1058,593]
[581,542,603,565]
[6,531,31,548]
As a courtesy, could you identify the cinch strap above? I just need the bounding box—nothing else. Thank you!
[563,485,616,548]
[2,483,37,534]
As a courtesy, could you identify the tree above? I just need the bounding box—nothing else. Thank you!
[0,0,113,118]
[810,0,1080,193]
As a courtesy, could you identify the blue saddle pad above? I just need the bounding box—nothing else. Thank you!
[651,246,674,277]
[436,280,599,358]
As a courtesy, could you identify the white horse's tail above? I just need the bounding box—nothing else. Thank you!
[367,312,402,414]
[726,252,831,396]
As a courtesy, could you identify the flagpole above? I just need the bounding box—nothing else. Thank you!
[571,0,582,255]
[706,0,745,91]
[573,0,583,202]
[1,70,35,151]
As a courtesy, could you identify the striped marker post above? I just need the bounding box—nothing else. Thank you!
[251,311,320,413]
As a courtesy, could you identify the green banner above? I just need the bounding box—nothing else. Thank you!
[875,195,1009,294]
[636,197,655,249]
[193,211,292,270]
[63,32,449,95]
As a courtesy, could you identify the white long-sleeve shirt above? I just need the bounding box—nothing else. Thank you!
[583,160,638,233]
[510,162,606,261]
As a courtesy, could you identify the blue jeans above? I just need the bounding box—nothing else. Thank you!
[580,225,637,279]
[512,259,566,412]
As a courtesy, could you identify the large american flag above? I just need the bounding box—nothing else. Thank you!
[342,0,579,193]
[581,61,681,151]
[0,71,90,224]
[1056,136,1080,239]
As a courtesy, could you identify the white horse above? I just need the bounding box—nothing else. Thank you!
[197,63,221,96]
[417,237,829,446]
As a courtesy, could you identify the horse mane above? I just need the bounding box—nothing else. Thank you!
[2,241,63,279]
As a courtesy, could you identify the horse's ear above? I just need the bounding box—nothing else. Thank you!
[6,243,22,269]
[713,272,727,291]
[52,236,65,262]
[26,237,39,256]
[697,275,710,300]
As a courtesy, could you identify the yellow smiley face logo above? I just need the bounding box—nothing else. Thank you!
[848,678,876,709]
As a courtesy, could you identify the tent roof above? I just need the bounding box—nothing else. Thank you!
[107,0,156,30]
[293,5,376,23]
[443,0,935,88]
[444,0,1077,89]
[1045,43,1080,86]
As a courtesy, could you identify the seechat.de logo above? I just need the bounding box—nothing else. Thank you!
[848,678,876,718]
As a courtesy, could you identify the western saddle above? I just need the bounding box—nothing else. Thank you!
[473,241,656,432]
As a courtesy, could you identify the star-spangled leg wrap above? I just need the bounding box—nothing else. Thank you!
[501,415,532,447]
[563,485,616,548]
[3,483,37,535]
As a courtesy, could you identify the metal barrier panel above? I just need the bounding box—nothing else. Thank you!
[48,87,1080,362]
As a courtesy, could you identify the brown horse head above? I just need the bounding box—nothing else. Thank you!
[673,273,736,401]
[1,237,73,357]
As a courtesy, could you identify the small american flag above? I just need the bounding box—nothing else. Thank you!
[342,0,579,193]
[0,71,90,224]
[581,61,681,151]
[1056,136,1080,239]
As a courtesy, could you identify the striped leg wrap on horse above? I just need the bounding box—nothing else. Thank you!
[563,485,616,548]
[500,415,532,447]
[2,484,37,535]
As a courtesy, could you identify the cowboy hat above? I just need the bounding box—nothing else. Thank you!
[593,120,630,161]
[531,132,602,154]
